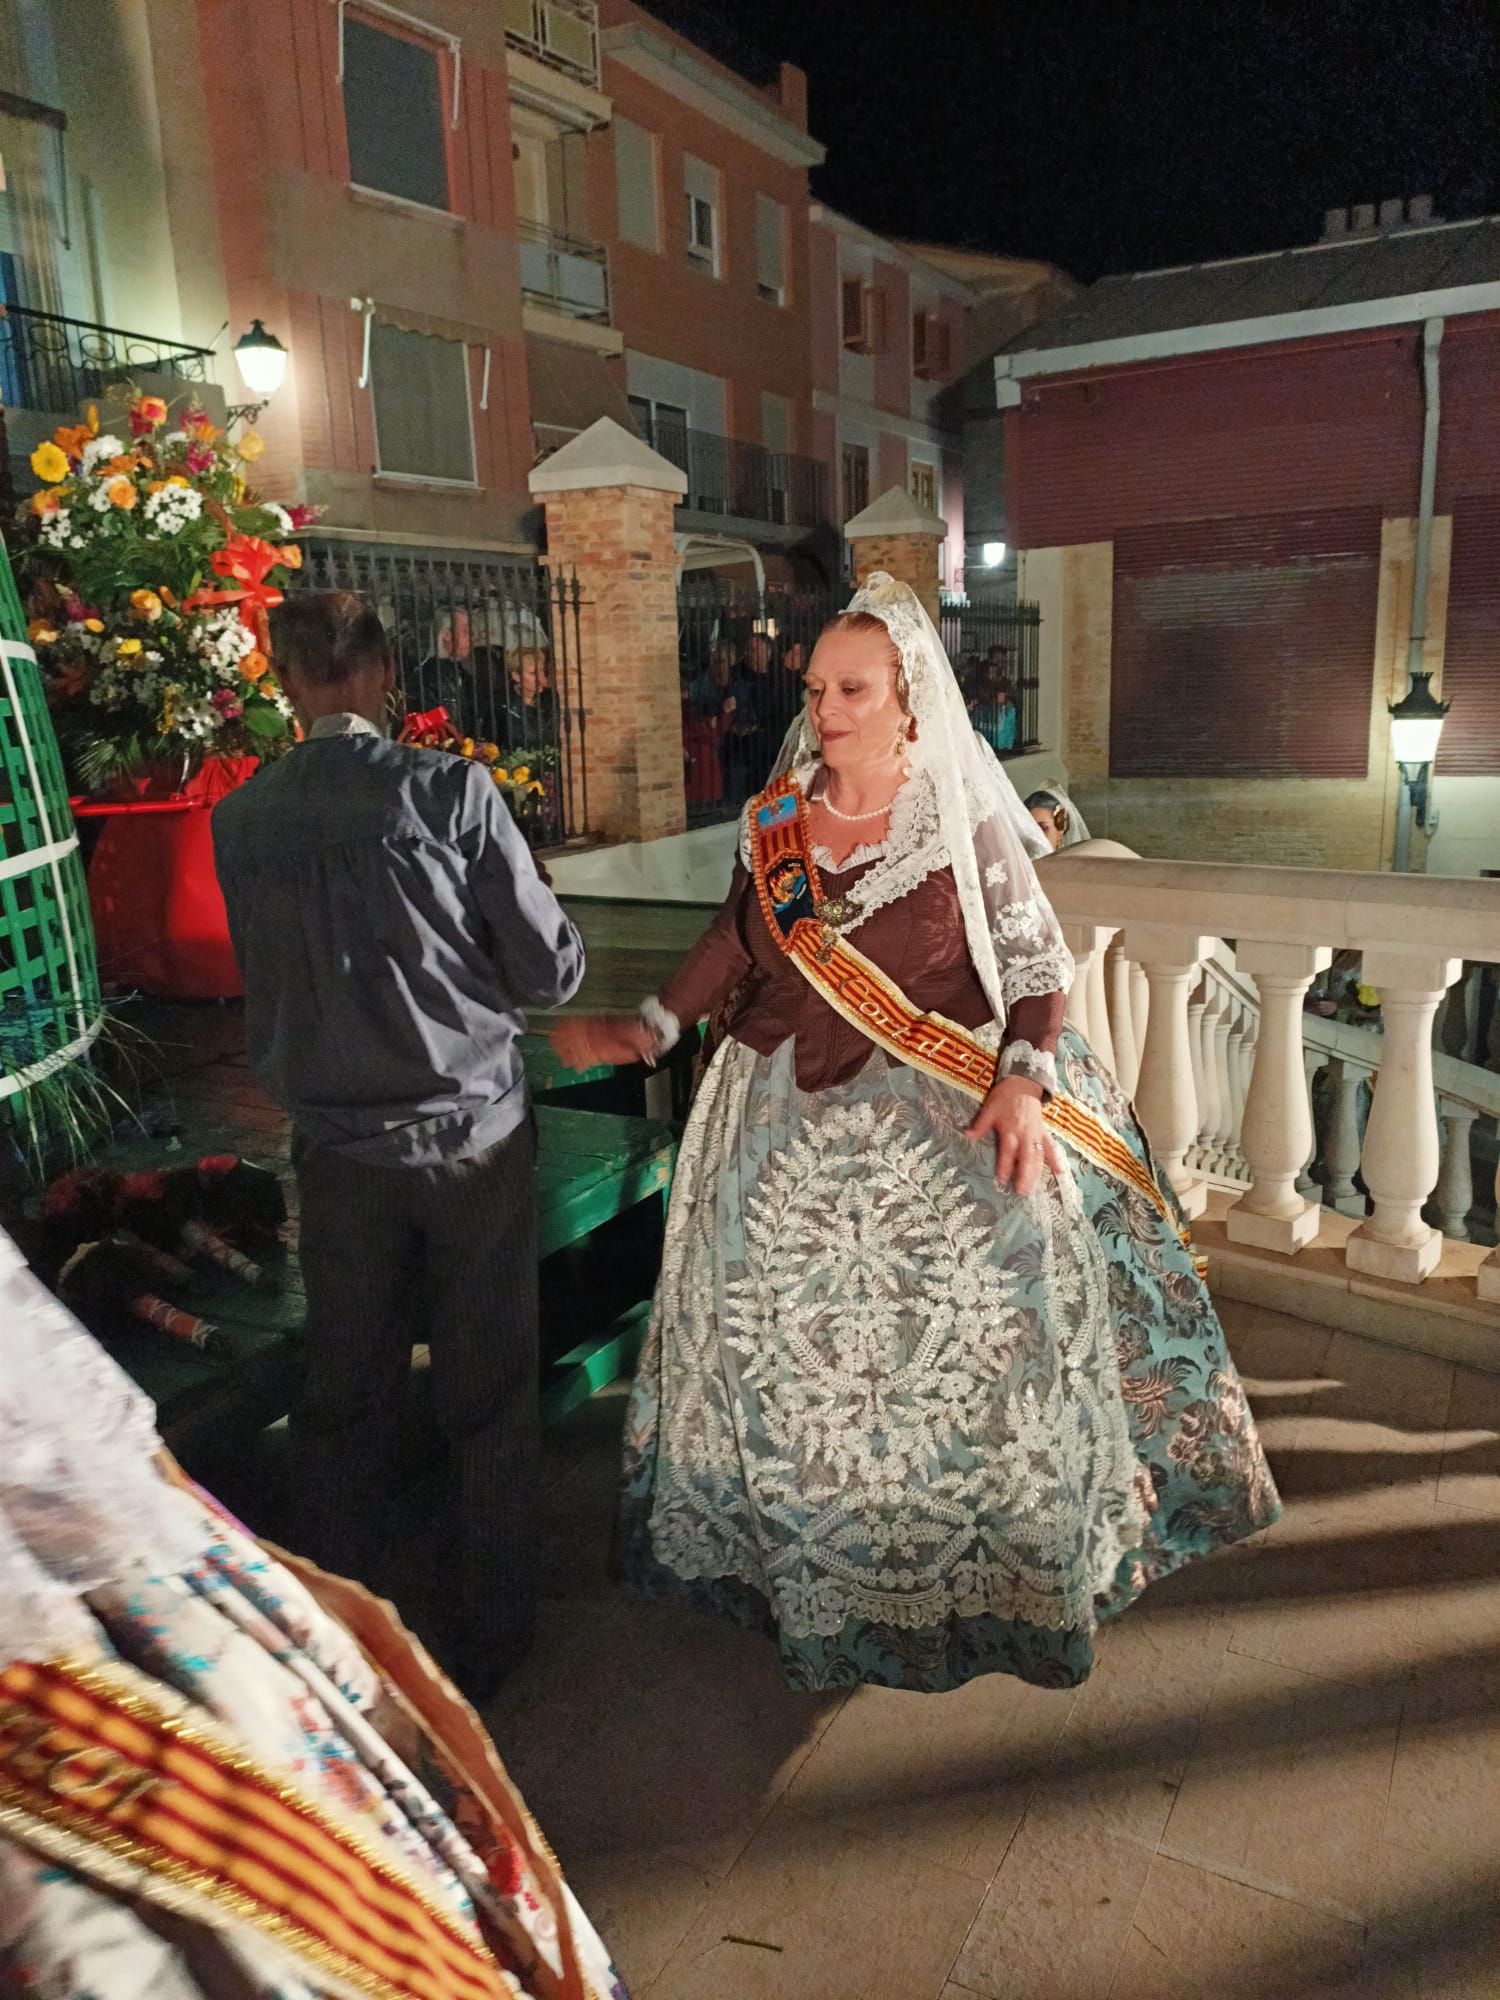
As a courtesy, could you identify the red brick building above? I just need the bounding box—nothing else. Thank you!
[994,209,1500,873]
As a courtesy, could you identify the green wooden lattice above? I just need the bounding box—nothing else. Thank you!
[0,530,104,1108]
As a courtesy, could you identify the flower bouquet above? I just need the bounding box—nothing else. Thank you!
[19,394,317,795]
[398,705,548,823]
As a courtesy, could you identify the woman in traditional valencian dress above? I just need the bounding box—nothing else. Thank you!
[558,575,1278,1696]
[0,1223,625,2000]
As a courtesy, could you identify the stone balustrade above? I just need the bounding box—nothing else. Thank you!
[1042,842,1500,1311]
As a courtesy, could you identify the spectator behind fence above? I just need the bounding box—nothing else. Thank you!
[213,590,585,1701]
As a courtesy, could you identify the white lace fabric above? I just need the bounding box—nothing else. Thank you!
[0,1227,212,1670]
[756,573,1073,1037]
[999,1039,1059,1096]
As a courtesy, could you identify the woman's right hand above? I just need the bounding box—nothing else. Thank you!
[551,1015,656,1071]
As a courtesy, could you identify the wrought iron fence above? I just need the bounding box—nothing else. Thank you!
[0,305,215,417]
[634,410,830,531]
[296,538,589,849]
[677,577,841,827]
[940,598,1043,757]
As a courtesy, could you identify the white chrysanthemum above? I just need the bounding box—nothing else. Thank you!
[81,434,124,473]
[88,484,116,513]
[265,503,294,535]
[143,484,205,532]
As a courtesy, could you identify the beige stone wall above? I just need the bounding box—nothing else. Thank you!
[1036,518,1456,872]
[539,483,686,844]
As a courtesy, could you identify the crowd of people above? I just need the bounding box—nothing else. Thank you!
[680,621,812,813]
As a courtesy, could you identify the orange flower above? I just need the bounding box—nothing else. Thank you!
[235,430,266,463]
[133,394,168,428]
[106,478,137,510]
[276,544,302,571]
[30,487,63,517]
[27,618,59,646]
[130,589,164,623]
[159,587,178,608]
[241,650,270,681]
[83,619,105,634]
[183,409,220,442]
[103,453,139,476]
[147,480,167,494]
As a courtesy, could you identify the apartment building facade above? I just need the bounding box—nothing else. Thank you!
[808,204,973,590]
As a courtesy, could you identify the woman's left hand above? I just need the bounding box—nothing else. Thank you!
[965,1076,1065,1195]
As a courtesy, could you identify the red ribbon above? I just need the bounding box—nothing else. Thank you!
[398,705,459,749]
[183,533,287,650]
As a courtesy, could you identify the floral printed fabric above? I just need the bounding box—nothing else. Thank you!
[619,1027,1279,1695]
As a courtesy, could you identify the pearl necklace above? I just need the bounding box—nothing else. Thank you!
[819,769,906,823]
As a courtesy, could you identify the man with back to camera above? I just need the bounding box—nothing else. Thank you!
[213,591,585,1699]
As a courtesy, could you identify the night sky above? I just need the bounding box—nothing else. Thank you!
[643,0,1499,281]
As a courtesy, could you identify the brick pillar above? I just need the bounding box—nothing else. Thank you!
[844,486,948,624]
[530,419,688,844]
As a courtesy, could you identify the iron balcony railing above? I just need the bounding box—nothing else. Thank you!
[940,598,1044,757]
[501,0,600,86]
[517,221,612,324]
[636,413,830,532]
[0,304,215,418]
[296,537,591,850]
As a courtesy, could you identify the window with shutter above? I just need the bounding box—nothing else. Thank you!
[342,16,449,211]
[841,442,870,522]
[1437,494,1500,776]
[370,323,475,484]
[755,194,787,305]
[841,278,870,352]
[912,310,929,377]
[614,117,659,251]
[1110,509,1382,779]
[683,155,720,275]
[910,461,937,512]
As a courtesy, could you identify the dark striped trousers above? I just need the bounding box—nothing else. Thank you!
[291,1119,538,1655]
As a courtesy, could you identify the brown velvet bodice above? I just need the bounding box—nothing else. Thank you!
[657,855,1064,1094]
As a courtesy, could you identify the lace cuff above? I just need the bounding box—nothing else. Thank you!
[640,997,681,1064]
[998,1039,1057,1098]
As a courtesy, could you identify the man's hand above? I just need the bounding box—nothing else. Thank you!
[964,1076,1065,1195]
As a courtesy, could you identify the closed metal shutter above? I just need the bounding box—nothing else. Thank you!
[1437,494,1500,777]
[1111,509,1383,779]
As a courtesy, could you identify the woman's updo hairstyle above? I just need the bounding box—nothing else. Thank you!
[1024,789,1072,839]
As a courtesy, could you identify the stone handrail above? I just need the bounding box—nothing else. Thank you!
[1040,840,1500,1304]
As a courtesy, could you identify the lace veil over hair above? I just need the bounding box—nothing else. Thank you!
[759,572,1074,1030]
[1026,785,1093,849]
[0,1224,212,1670]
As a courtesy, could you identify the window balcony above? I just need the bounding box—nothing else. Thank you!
[518,222,612,325]
[501,0,600,89]
[635,415,831,533]
[0,305,215,420]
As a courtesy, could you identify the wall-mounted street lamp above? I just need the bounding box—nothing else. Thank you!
[1388,669,1449,872]
[233,320,288,398]
[982,541,1007,568]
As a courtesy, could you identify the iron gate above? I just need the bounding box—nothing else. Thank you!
[939,598,1042,758]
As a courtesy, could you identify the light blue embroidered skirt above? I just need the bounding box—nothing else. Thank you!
[618,1028,1279,1694]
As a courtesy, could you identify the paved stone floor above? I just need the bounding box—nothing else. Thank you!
[498,1308,1500,2000]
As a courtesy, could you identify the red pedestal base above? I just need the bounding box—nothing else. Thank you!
[77,759,255,1002]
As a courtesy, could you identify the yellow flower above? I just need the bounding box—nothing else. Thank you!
[277,544,302,571]
[479,742,500,764]
[30,441,70,483]
[165,475,190,488]
[27,619,59,646]
[106,478,137,510]
[460,736,476,758]
[494,768,510,784]
[529,781,544,795]
[1355,984,1380,1009]
[116,638,144,659]
[84,618,105,634]
[511,765,530,784]
[236,429,266,463]
[130,589,164,623]
[30,487,63,517]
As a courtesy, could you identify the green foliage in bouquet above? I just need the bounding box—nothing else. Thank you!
[19,392,318,792]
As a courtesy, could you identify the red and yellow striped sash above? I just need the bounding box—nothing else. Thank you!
[750,780,1204,1270]
[0,1658,507,2000]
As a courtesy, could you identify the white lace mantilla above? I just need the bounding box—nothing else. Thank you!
[632,1040,1149,1642]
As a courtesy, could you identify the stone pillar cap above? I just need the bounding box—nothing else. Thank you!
[528,416,688,498]
[845,484,948,540]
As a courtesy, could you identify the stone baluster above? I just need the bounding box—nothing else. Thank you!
[1122,925,1211,1215]
[1195,983,1225,1178]
[1130,961,1150,1051]
[1186,982,1209,1174]
[1084,938,1118,1076]
[1226,943,1331,1253]
[1105,941,1140,1097]
[1235,1020,1258,1176]
[1480,1158,1500,1303]
[1209,997,1239,1178]
[1324,1058,1367,1216]
[1224,1007,1249,1175]
[1345,950,1462,1283]
[1295,1046,1326,1198]
[1432,1099,1478,1242]
[1061,924,1111,1049]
